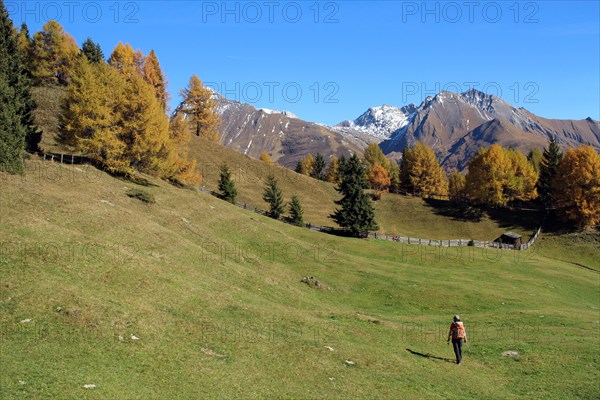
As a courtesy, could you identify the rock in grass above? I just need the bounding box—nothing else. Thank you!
[20,319,32,324]
[502,350,520,357]
[201,347,225,358]
[301,276,324,289]
[344,360,356,366]
[83,384,96,389]
[130,335,140,341]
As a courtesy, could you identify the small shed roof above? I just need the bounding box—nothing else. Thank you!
[502,232,522,239]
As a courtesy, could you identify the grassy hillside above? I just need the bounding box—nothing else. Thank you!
[32,85,539,241]
[1,158,598,399]
[187,137,539,240]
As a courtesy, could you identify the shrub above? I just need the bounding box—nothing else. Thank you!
[126,188,155,204]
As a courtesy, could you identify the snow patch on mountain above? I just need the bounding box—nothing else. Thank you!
[333,104,417,140]
[258,108,299,119]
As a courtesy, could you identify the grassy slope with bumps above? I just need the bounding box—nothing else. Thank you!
[0,158,598,399]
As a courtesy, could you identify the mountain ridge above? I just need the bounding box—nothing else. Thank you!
[176,88,599,171]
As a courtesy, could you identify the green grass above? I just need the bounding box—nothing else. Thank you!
[189,137,540,240]
[32,85,70,155]
[1,158,598,399]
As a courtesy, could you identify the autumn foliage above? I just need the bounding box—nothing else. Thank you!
[465,144,538,207]
[60,45,200,184]
[29,20,79,85]
[259,150,273,163]
[400,142,448,197]
[367,162,391,192]
[552,145,600,228]
[180,75,220,142]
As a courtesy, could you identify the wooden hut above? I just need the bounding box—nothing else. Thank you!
[496,232,522,249]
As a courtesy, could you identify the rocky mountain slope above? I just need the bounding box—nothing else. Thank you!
[333,104,417,140]
[375,89,599,170]
[178,89,599,172]
[176,92,368,168]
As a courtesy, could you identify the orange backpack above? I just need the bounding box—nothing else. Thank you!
[451,322,465,339]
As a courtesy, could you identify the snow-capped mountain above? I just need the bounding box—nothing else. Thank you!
[334,104,417,140]
[379,89,600,170]
[177,88,599,172]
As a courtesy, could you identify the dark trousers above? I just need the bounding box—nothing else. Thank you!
[452,339,463,364]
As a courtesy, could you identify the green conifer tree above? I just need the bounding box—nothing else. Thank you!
[218,162,237,204]
[263,173,284,219]
[288,195,304,226]
[537,137,563,207]
[330,154,378,237]
[0,3,38,173]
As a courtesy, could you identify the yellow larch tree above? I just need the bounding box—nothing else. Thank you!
[180,75,220,142]
[400,141,448,197]
[259,150,273,163]
[552,146,600,228]
[30,20,79,85]
[368,162,391,192]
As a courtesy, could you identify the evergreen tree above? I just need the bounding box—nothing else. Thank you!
[330,154,378,237]
[537,137,563,207]
[218,162,237,204]
[311,153,326,180]
[263,173,284,219]
[180,75,220,141]
[399,146,411,191]
[0,4,38,173]
[288,195,304,226]
[527,147,543,174]
[81,37,104,63]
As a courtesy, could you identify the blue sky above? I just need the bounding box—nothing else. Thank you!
[7,0,600,125]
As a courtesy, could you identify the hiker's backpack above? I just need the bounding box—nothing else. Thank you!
[451,322,465,339]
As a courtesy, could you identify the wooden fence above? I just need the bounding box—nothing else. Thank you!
[37,151,93,165]
[519,227,542,251]
[198,188,541,251]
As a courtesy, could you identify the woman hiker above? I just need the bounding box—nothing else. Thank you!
[447,315,467,365]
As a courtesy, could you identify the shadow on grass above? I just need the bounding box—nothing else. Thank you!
[422,199,485,222]
[406,348,455,364]
[422,198,542,235]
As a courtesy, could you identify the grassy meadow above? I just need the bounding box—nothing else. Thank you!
[0,158,598,399]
